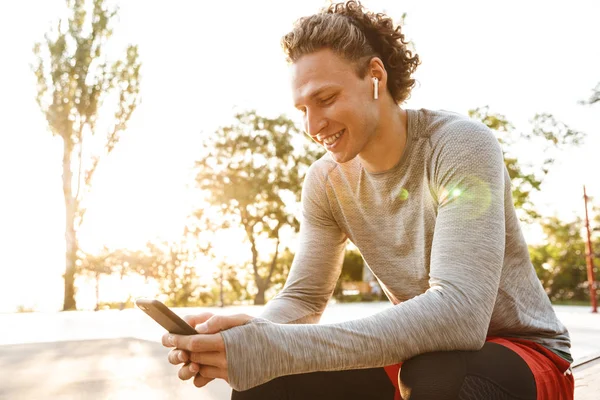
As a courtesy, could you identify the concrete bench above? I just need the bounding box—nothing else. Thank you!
[573,352,600,399]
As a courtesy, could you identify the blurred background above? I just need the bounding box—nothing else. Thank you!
[0,0,599,398]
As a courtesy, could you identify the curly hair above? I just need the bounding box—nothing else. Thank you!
[281,1,420,105]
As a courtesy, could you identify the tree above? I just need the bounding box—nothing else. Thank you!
[333,249,366,300]
[131,227,209,307]
[213,261,248,306]
[469,107,584,221]
[78,246,114,311]
[529,215,599,302]
[263,247,295,297]
[580,82,600,105]
[32,0,141,310]
[194,110,324,305]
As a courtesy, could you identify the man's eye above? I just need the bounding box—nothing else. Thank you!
[320,95,336,105]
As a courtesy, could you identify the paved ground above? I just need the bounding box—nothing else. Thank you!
[0,302,598,399]
[0,338,220,400]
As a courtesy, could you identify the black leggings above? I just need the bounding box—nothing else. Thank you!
[230,342,536,400]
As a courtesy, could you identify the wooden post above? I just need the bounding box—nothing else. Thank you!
[583,185,597,313]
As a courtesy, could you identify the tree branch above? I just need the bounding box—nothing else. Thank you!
[266,229,282,285]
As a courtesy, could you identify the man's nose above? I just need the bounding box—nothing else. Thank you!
[305,110,328,138]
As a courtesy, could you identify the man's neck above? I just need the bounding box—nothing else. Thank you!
[358,106,408,173]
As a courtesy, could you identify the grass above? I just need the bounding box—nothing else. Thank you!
[551,299,597,306]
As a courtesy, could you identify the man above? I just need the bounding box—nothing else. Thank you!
[162,2,574,399]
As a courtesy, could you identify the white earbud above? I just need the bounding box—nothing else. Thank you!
[373,77,379,100]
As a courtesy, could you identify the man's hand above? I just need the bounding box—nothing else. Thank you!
[163,313,254,388]
[165,313,214,387]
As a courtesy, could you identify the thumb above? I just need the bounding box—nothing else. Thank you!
[183,312,215,328]
[195,314,253,334]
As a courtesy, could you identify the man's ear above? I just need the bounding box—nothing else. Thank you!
[368,56,387,87]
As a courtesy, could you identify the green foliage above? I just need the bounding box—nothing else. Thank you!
[580,81,600,105]
[79,246,117,276]
[75,216,217,308]
[32,0,141,182]
[78,246,123,310]
[131,239,203,308]
[16,305,36,313]
[32,0,141,310]
[196,110,324,218]
[194,110,324,304]
[96,298,135,310]
[469,107,584,222]
[549,299,595,306]
[341,250,365,281]
[337,294,383,303]
[262,247,295,300]
[469,106,596,303]
[333,249,365,299]
[529,216,600,302]
[527,113,585,147]
[220,262,252,304]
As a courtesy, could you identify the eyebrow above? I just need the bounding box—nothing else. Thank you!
[294,85,338,108]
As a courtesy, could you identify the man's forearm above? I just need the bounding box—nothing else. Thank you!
[258,292,328,324]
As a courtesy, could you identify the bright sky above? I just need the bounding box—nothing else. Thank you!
[1,0,599,312]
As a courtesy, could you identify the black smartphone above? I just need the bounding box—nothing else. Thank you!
[135,298,198,335]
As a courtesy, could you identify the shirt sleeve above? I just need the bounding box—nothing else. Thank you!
[221,123,506,391]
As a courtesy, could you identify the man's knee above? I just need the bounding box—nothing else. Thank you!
[399,343,536,400]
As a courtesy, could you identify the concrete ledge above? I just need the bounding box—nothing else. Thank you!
[573,353,600,400]
[573,351,600,369]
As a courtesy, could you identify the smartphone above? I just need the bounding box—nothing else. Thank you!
[135,298,198,335]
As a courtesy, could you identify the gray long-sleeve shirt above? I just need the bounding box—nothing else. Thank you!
[220,108,571,391]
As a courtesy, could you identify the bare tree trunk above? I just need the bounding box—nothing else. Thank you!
[255,234,281,306]
[265,234,281,286]
[254,280,266,305]
[94,271,100,311]
[62,138,77,311]
[247,229,266,305]
[219,263,224,307]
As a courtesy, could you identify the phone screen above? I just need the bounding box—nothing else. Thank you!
[135,298,198,335]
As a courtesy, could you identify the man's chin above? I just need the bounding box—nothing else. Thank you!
[329,151,356,165]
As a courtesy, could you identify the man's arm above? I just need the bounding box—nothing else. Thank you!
[221,122,507,391]
[258,161,347,324]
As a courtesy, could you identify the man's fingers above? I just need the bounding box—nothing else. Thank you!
[189,351,226,369]
[162,332,175,348]
[164,332,225,352]
[183,312,215,328]
[178,362,200,381]
[161,313,253,349]
[195,314,253,334]
[167,349,189,365]
[193,374,215,388]
[198,365,228,380]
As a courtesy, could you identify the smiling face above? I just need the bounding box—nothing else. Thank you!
[291,48,381,164]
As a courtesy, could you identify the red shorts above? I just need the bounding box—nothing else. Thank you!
[382,337,574,400]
